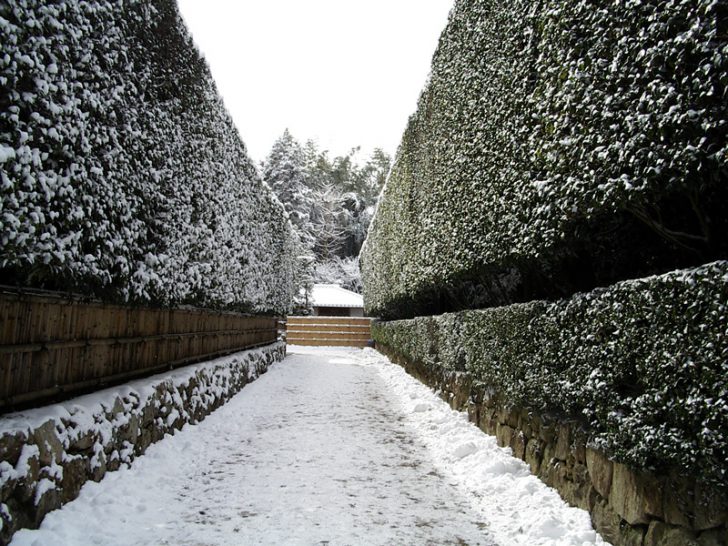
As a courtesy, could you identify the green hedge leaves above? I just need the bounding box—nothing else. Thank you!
[361,0,727,319]
[0,1,297,313]
[372,262,728,489]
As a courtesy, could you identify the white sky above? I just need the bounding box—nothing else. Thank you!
[177,0,454,163]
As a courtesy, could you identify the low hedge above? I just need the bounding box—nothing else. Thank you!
[361,0,727,319]
[372,261,728,490]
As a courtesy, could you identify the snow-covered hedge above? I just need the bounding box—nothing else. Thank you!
[371,262,728,490]
[361,0,727,319]
[0,1,296,314]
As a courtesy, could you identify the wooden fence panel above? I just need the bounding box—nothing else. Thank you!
[286,316,372,348]
[0,287,279,410]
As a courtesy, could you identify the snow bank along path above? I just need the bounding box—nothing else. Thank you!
[12,347,606,546]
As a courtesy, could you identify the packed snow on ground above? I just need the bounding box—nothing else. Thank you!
[11,347,607,546]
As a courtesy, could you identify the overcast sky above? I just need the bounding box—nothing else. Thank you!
[177,0,454,163]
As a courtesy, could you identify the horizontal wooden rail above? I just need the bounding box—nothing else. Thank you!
[287,330,370,339]
[0,288,280,411]
[287,324,370,333]
[287,338,370,347]
[287,316,371,326]
[0,328,275,354]
[286,316,372,348]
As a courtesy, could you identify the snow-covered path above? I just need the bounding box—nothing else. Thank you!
[12,347,605,546]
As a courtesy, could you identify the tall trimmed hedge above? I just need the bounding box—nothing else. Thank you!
[361,0,727,319]
[0,1,297,314]
[372,261,728,490]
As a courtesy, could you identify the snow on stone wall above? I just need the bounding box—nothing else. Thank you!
[0,1,297,314]
[371,262,728,495]
[0,343,286,542]
[361,0,727,319]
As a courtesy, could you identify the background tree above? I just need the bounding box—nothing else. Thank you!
[263,131,391,296]
[261,130,314,249]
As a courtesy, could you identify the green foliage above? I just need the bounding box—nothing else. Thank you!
[0,0,297,314]
[264,134,391,262]
[372,262,728,489]
[362,0,728,319]
[263,132,391,297]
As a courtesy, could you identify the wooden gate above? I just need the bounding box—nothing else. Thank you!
[0,287,279,410]
[285,316,372,347]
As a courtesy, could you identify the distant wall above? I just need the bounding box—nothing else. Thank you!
[0,0,297,314]
[286,316,371,347]
[312,306,365,317]
[361,0,727,320]
[0,343,285,543]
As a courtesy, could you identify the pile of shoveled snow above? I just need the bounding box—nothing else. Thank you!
[357,347,607,546]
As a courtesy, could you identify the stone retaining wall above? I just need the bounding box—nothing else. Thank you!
[0,343,286,544]
[377,344,727,546]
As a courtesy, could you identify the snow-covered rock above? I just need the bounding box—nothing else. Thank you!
[0,343,285,543]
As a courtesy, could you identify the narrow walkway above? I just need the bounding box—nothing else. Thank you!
[12,348,604,546]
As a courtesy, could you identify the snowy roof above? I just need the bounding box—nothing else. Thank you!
[310,284,364,308]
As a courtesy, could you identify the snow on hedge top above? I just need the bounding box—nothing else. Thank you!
[0,1,297,314]
[361,0,727,319]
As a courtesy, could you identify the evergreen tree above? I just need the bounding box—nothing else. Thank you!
[261,130,313,246]
[313,256,363,293]
[263,134,391,294]
[309,184,349,261]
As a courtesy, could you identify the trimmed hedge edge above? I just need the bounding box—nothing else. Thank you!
[371,261,728,493]
[361,0,728,320]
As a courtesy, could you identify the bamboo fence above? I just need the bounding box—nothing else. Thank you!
[0,286,278,410]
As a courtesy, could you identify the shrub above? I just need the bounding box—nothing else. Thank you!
[372,261,728,489]
[361,0,727,319]
[0,0,296,313]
